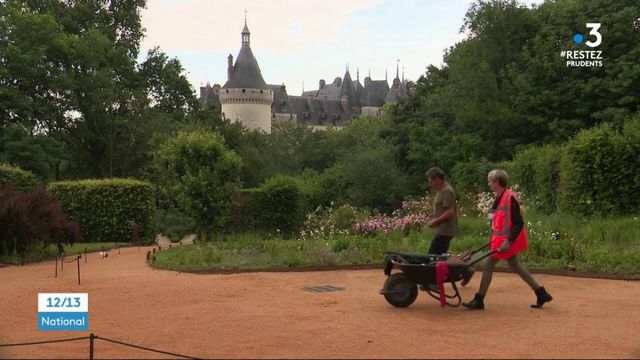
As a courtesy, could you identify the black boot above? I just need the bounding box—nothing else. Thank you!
[531,286,553,308]
[462,293,485,310]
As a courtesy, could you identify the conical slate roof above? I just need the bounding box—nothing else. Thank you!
[223,24,269,90]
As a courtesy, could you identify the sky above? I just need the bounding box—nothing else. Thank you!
[139,0,542,97]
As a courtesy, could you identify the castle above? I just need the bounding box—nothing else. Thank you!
[200,21,410,133]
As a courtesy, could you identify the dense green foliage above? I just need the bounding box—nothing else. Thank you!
[509,145,561,214]
[382,0,640,192]
[0,163,38,193]
[0,0,197,179]
[48,178,154,242]
[252,176,309,238]
[153,131,242,232]
[559,119,640,216]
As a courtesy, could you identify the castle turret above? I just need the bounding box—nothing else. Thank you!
[219,19,274,133]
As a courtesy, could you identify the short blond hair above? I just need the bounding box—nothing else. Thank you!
[488,169,508,187]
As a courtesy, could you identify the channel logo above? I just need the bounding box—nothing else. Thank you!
[561,23,603,67]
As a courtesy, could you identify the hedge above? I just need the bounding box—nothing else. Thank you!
[451,158,494,194]
[49,178,155,242]
[0,164,38,193]
[559,123,640,216]
[509,145,561,214]
[232,176,309,238]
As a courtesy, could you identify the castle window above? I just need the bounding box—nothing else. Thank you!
[242,89,246,93]
[226,89,229,93]
[260,90,263,94]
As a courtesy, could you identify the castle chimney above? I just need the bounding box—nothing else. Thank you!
[319,79,326,89]
[227,54,233,81]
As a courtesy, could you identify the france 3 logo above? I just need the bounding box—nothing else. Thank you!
[560,23,603,68]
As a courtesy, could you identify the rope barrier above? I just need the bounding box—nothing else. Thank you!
[95,336,200,359]
[0,336,89,347]
[0,334,201,359]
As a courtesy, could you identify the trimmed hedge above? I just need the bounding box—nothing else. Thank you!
[0,164,38,193]
[451,158,494,194]
[252,176,309,238]
[509,145,561,214]
[49,178,155,242]
[559,123,640,216]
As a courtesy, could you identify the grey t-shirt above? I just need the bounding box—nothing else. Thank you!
[434,184,458,237]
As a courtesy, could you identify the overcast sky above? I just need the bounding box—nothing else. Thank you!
[140,0,541,96]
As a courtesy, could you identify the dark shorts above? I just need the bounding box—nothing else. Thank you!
[428,234,453,255]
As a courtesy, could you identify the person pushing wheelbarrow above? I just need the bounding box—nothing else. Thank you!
[463,169,553,310]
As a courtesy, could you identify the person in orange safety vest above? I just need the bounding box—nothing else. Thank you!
[463,169,553,310]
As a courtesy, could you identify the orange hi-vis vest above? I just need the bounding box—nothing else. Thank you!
[490,188,528,259]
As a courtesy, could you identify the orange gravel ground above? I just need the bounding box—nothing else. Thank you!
[1,245,639,359]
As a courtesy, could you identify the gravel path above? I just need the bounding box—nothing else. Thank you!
[1,246,639,359]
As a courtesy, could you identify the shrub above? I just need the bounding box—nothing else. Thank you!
[297,168,347,209]
[253,176,308,238]
[0,187,80,259]
[49,179,154,242]
[154,131,242,232]
[510,145,561,213]
[559,124,639,216]
[0,164,38,193]
[451,158,494,194]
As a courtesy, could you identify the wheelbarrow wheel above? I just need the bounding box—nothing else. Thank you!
[382,273,418,308]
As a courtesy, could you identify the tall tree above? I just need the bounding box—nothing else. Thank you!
[0,1,198,178]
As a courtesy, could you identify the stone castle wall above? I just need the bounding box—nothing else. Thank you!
[220,88,274,133]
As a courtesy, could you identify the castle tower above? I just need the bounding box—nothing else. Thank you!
[219,19,274,133]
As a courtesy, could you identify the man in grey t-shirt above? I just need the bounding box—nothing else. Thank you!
[426,167,458,254]
[425,167,474,286]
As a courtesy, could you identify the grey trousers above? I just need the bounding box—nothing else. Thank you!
[478,254,540,296]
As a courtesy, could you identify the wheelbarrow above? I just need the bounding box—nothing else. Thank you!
[380,243,496,308]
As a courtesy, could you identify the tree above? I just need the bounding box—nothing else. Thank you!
[383,0,640,187]
[0,123,66,180]
[154,131,242,231]
[0,1,198,179]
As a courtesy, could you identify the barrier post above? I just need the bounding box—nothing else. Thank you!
[85,248,87,263]
[76,255,81,285]
[55,257,58,278]
[89,333,95,360]
[61,255,64,271]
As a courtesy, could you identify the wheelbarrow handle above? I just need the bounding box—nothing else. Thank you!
[464,249,498,269]
[470,242,490,255]
[457,242,490,261]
